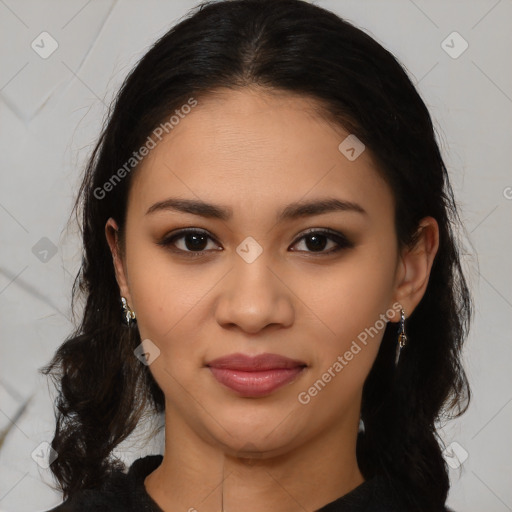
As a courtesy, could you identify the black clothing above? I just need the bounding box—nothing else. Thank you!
[46,454,447,511]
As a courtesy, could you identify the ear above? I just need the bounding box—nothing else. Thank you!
[105,217,132,304]
[390,216,439,321]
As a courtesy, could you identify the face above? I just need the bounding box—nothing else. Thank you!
[107,87,422,458]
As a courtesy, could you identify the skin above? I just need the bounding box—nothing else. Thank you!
[106,86,439,512]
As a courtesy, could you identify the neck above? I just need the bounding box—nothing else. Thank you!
[145,404,365,512]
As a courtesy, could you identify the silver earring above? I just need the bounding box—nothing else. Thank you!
[394,308,407,366]
[358,416,365,434]
[121,296,136,326]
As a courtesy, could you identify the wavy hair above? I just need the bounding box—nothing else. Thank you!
[41,1,472,509]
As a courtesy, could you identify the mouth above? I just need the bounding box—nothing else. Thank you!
[205,353,307,398]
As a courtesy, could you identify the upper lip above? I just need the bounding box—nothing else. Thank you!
[205,353,307,371]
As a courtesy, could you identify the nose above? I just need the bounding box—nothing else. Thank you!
[214,251,295,335]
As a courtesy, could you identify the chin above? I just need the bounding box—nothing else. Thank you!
[203,407,309,458]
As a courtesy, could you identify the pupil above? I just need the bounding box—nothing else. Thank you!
[186,234,207,251]
[306,234,327,251]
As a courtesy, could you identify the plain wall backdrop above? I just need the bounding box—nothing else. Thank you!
[0,0,511,510]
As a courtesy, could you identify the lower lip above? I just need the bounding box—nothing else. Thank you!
[208,367,305,397]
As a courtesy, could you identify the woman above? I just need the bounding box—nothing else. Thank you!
[42,0,472,510]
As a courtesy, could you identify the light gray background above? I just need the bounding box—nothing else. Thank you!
[0,1,511,511]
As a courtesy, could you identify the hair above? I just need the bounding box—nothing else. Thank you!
[41,0,472,509]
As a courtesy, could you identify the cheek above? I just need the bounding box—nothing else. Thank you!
[132,271,208,341]
[124,240,222,372]
[318,250,394,317]
[125,250,215,403]
[124,228,200,329]
[296,246,397,381]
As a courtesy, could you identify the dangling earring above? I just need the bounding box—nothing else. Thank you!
[358,416,365,434]
[121,296,136,326]
[394,308,407,367]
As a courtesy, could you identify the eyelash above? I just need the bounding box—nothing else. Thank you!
[157,228,354,257]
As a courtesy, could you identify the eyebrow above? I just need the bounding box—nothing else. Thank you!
[145,197,367,221]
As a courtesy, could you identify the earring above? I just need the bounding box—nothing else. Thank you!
[121,296,136,326]
[394,308,407,367]
[358,416,365,434]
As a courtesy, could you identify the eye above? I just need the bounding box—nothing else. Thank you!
[157,228,221,255]
[290,229,353,255]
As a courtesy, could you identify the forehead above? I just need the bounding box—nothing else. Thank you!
[128,87,393,223]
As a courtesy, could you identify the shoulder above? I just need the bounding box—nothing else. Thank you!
[317,473,408,512]
[318,473,452,512]
[45,454,164,512]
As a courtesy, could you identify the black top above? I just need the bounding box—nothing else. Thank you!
[46,454,447,511]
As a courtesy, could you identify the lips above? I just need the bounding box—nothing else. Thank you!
[206,353,307,397]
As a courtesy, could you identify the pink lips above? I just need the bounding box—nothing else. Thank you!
[206,353,307,397]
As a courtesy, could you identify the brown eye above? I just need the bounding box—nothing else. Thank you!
[290,229,353,255]
[157,229,221,254]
